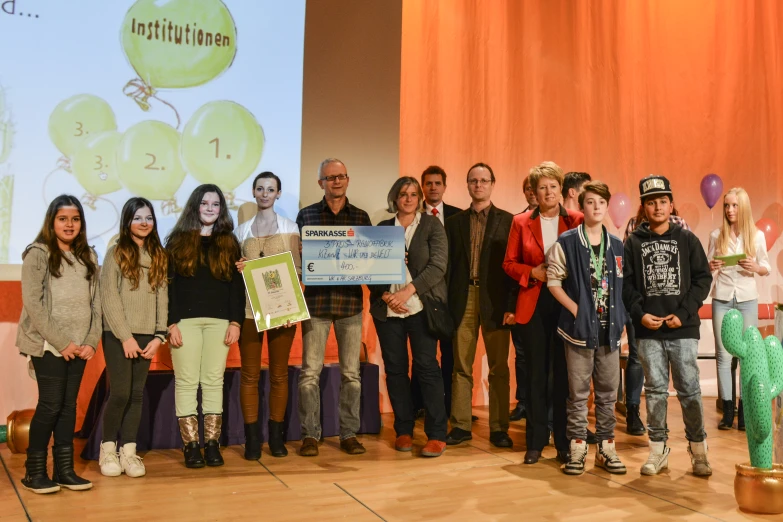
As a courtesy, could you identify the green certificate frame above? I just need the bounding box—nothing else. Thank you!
[242,252,309,332]
[714,253,747,267]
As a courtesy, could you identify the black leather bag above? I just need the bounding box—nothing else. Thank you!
[422,295,455,338]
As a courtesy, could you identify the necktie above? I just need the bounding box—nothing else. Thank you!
[431,208,439,217]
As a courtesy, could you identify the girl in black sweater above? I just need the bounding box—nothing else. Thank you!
[166,184,245,468]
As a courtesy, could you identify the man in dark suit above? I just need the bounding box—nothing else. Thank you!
[411,165,462,417]
[445,163,518,448]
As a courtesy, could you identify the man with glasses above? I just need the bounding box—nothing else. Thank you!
[295,158,372,456]
[445,163,518,448]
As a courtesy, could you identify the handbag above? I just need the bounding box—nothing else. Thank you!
[422,295,455,339]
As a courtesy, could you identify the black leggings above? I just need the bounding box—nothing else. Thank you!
[28,352,87,451]
[101,332,153,444]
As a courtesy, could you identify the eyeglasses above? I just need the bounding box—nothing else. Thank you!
[320,174,348,183]
[468,179,493,186]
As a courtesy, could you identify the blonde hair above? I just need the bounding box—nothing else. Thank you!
[387,176,424,213]
[528,161,564,192]
[716,187,757,258]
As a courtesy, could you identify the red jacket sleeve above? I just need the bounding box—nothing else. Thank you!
[503,216,533,287]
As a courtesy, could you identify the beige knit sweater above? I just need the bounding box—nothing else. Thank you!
[100,245,168,342]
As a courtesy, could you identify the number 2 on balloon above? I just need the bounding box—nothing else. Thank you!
[145,153,161,170]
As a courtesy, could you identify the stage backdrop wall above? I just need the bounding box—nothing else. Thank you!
[400,0,783,397]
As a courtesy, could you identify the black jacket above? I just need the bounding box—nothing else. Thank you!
[445,204,517,330]
[548,226,626,350]
[369,214,448,321]
[622,223,712,340]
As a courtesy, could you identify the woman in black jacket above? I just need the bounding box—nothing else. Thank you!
[370,177,449,458]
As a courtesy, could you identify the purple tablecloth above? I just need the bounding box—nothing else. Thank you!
[79,363,381,460]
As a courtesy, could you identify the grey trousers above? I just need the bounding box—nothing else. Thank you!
[565,342,619,441]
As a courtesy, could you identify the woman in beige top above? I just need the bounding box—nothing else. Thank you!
[17,195,101,494]
[98,197,168,478]
[234,172,301,459]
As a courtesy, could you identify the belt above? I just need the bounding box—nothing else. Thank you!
[469,279,480,287]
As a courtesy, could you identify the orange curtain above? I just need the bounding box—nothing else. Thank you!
[400,1,783,294]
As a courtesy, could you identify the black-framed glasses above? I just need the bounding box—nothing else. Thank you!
[320,174,348,183]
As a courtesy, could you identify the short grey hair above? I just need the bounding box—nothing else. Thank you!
[317,158,346,179]
[387,176,423,213]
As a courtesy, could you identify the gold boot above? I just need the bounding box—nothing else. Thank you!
[204,414,224,467]
[178,416,205,468]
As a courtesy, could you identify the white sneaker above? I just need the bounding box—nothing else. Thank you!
[99,441,122,477]
[120,443,146,478]
[595,439,627,474]
[640,440,670,476]
[688,440,712,477]
[563,439,588,475]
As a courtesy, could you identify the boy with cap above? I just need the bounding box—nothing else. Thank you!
[622,175,713,477]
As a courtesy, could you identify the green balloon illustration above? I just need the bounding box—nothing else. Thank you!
[72,131,123,196]
[117,121,186,200]
[181,100,265,192]
[48,94,117,158]
[121,0,237,89]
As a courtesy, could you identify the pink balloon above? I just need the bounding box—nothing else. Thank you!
[608,192,633,229]
[756,218,780,251]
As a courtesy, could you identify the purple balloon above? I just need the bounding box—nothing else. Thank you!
[700,173,723,209]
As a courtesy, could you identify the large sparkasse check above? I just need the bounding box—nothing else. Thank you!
[302,226,406,285]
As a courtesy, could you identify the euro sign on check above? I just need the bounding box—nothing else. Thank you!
[301,226,406,285]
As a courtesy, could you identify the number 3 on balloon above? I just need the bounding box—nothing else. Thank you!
[145,153,160,170]
[75,122,84,137]
[94,155,104,170]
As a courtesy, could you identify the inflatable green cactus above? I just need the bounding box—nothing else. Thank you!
[721,309,783,469]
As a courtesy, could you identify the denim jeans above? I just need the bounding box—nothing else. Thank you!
[637,338,706,443]
[28,353,87,451]
[374,312,447,441]
[712,297,757,400]
[624,318,644,406]
[299,312,362,440]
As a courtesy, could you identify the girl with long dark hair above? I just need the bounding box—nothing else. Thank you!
[99,197,168,478]
[234,172,300,459]
[167,184,245,468]
[17,195,101,494]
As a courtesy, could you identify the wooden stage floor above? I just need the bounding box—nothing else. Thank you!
[1,398,777,521]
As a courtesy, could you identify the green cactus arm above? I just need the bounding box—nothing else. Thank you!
[720,309,748,358]
[746,373,773,443]
[764,335,783,400]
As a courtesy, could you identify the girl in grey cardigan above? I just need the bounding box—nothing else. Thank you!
[17,195,101,494]
[98,198,168,479]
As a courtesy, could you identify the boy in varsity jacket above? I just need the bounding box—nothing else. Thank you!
[622,175,713,477]
[547,181,627,476]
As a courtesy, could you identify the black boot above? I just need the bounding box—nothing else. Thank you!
[178,416,205,468]
[268,420,289,457]
[21,449,60,494]
[244,422,262,460]
[204,414,224,466]
[738,400,745,431]
[625,404,646,436]
[52,444,93,491]
[718,399,735,430]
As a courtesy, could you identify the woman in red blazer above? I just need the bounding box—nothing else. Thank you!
[503,161,583,464]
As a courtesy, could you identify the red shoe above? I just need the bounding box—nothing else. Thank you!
[395,435,413,452]
[421,439,446,457]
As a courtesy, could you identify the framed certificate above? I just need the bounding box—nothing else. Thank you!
[241,252,310,332]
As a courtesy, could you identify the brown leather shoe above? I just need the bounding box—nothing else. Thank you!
[340,437,366,455]
[421,440,446,457]
[395,435,413,452]
[299,437,319,457]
